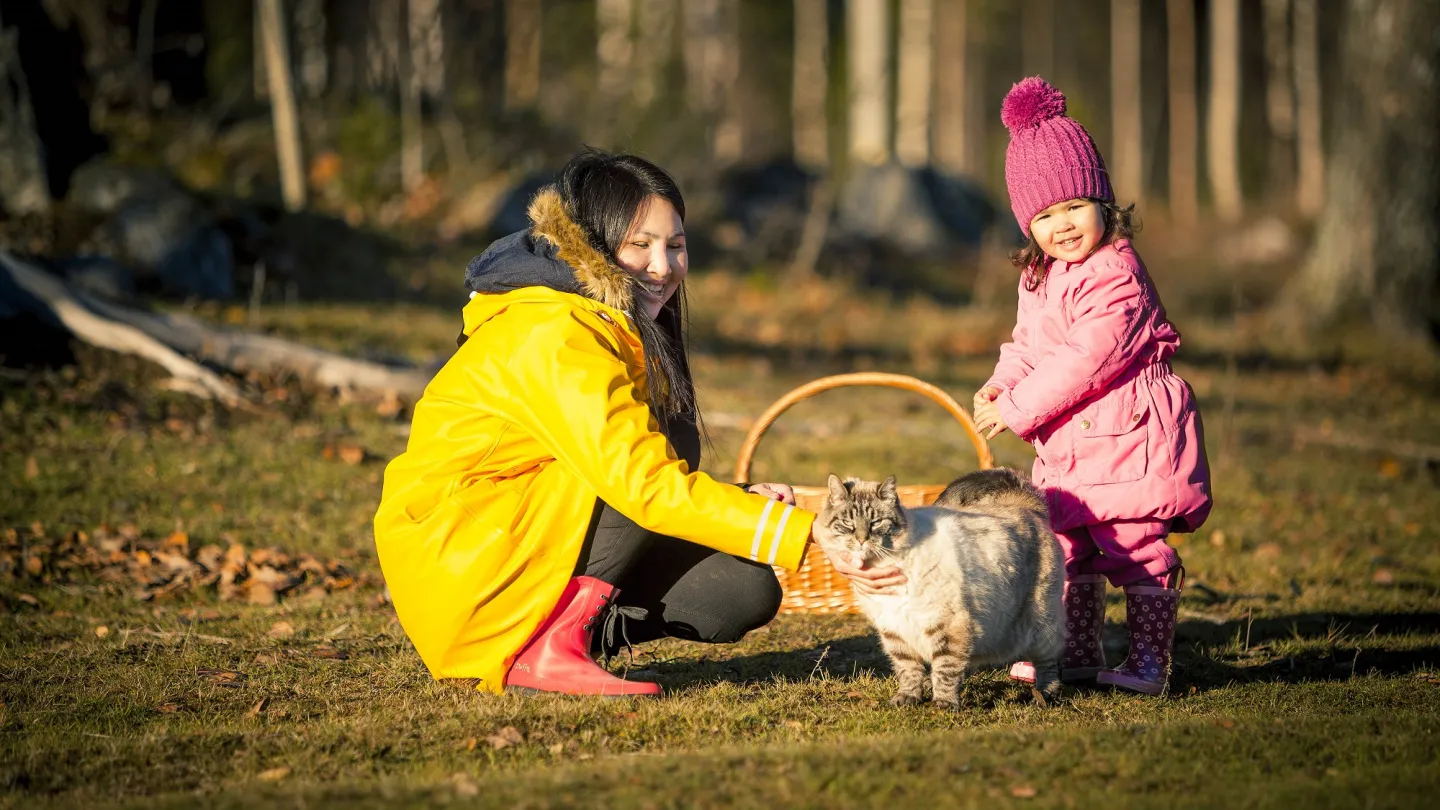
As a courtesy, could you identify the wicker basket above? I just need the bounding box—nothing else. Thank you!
[734,372,994,614]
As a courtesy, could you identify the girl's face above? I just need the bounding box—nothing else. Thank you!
[616,195,688,319]
[1028,198,1105,264]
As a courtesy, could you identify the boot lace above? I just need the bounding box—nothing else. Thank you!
[584,593,650,670]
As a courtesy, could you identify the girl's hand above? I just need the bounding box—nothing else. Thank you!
[747,483,796,505]
[972,398,1009,439]
[973,385,1002,411]
[821,544,907,596]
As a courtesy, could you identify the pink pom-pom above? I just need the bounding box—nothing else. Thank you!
[1001,77,1067,131]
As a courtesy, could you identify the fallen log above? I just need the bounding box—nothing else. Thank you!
[1,249,433,405]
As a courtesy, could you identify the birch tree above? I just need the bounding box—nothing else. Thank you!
[1165,0,1197,222]
[1207,0,1243,219]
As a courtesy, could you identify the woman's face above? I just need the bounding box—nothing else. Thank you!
[615,196,687,320]
[1029,198,1105,264]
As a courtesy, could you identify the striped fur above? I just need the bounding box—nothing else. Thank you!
[814,470,1064,708]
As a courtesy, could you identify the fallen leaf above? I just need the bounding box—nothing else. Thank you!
[462,736,478,751]
[376,390,405,419]
[252,652,279,666]
[1255,542,1283,560]
[156,701,182,713]
[247,581,278,606]
[844,691,866,699]
[486,726,524,749]
[311,645,348,660]
[324,622,351,639]
[14,593,39,607]
[25,556,43,576]
[94,626,110,638]
[783,720,804,730]
[451,773,479,797]
[1378,458,1401,478]
[338,444,366,466]
[547,742,564,756]
[1209,530,1227,548]
[257,766,291,781]
[162,531,189,551]
[197,669,247,687]
[24,456,38,479]
[1373,568,1395,585]
[1217,718,1236,729]
[1009,786,1037,798]
[247,698,269,717]
[268,621,295,639]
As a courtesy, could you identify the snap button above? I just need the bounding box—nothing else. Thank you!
[1080,419,1091,430]
[1132,413,1141,422]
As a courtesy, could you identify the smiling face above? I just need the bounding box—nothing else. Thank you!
[1028,198,1105,264]
[615,196,688,320]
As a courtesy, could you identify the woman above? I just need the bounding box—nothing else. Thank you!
[374,149,901,697]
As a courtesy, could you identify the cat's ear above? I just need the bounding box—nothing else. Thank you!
[827,474,848,502]
[879,475,899,501]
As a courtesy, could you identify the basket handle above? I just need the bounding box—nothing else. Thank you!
[733,372,995,484]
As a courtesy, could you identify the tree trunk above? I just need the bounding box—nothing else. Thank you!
[504,0,542,111]
[1262,0,1294,202]
[684,0,741,163]
[1274,0,1439,341]
[1165,0,1197,223]
[597,0,634,111]
[397,0,427,192]
[633,0,677,109]
[0,17,49,215]
[1022,0,1054,79]
[1110,0,1143,202]
[847,0,890,166]
[294,0,329,99]
[257,0,307,211]
[1292,0,1324,216]
[1207,0,1243,220]
[895,0,933,167]
[792,0,829,170]
[931,0,973,175]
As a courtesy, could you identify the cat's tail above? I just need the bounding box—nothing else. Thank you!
[935,467,1048,516]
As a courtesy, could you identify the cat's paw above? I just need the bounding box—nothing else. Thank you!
[890,692,925,707]
[932,697,962,712]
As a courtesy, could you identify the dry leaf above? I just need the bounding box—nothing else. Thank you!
[1209,530,1227,548]
[1009,786,1037,799]
[462,736,478,751]
[547,742,564,756]
[311,645,348,660]
[1378,458,1401,478]
[247,698,269,718]
[94,626,110,638]
[451,773,479,797]
[247,581,278,606]
[268,621,296,639]
[338,444,366,466]
[257,766,291,781]
[162,531,189,551]
[14,593,39,607]
[1373,568,1395,585]
[1217,718,1236,729]
[376,390,405,419]
[197,669,247,687]
[24,456,38,479]
[486,726,524,749]
[1255,543,1283,560]
[24,556,43,576]
[156,701,182,713]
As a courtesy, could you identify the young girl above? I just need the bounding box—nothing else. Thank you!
[972,78,1212,695]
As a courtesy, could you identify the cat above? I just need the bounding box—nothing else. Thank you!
[813,470,1064,708]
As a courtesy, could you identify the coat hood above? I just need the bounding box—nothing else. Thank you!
[464,187,634,312]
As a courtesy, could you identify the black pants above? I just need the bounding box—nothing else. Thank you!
[575,500,784,652]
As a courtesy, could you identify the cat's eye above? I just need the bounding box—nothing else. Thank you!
[834,520,853,531]
[871,520,892,532]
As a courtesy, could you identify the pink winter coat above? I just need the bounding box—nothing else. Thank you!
[985,240,1212,534]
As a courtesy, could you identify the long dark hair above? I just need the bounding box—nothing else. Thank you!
[1011,199,1139,291]
[555,148,698,431]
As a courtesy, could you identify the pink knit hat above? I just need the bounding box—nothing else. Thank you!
[1002,77,1113,237]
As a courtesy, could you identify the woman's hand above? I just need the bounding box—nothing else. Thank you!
[820,544,907,596]
[972,397,1009,439]
[747,483,796,505]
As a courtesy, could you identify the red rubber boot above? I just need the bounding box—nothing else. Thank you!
[1009,574,1108,684]
[505,577,661,697]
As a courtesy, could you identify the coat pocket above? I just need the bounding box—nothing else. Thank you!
[1072,391,1149,485]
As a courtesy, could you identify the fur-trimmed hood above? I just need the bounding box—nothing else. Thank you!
[464,187,634,312]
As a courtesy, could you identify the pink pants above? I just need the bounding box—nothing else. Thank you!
[1058,518,1181,588]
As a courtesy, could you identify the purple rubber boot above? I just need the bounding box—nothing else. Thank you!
[1009,574,1107,684]
[1096,573,1182,695]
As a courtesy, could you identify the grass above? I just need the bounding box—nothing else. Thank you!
[3,278,1440,808]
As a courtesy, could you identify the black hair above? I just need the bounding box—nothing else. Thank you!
[554,148,698,430]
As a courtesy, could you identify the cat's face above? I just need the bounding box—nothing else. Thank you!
[815,475,908,563]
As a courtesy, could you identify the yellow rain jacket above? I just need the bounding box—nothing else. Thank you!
[373,189,814,693]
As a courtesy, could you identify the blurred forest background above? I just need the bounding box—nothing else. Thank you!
[0,0,1436,383]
